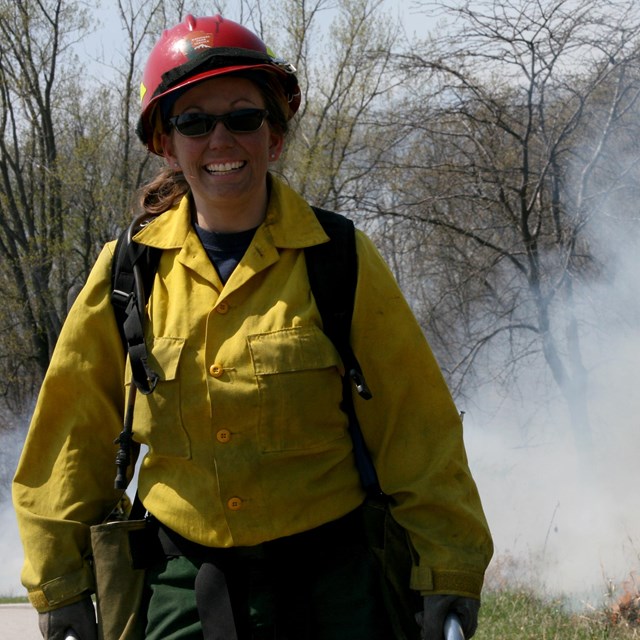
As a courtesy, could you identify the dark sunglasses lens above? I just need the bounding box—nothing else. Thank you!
[171,110,267,136]
[174,113,213,136]
[226,110,267,132]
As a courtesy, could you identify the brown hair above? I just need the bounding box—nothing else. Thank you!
[138,71,291,216]
[139,167,190,215]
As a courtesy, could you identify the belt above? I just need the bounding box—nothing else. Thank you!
[154,505,365,562]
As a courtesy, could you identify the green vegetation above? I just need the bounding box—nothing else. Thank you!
[0,595,28,604]
[3,588,640,638]
[476,590,640,640]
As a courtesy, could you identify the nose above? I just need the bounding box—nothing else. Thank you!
[207,120,235,147]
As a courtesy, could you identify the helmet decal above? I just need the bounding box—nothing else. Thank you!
[179,32,215,58]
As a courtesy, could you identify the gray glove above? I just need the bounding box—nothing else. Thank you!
[38,597,98,640]
[418,595,480,639]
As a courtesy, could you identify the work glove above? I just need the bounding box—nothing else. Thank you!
[38,597,98,640]
[417,594,480,639]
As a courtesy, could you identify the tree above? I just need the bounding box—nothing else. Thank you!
[0,0,164,410]
[278,0,409,215]
[387,0,640,450]
[200,0,410,217]
[0,0,92,398]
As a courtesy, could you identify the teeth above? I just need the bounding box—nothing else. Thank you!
[205,161,244,173]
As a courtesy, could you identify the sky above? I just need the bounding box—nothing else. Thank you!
[76,0,439,84]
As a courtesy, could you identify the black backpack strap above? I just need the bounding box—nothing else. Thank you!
[110,214,162,395]
[110,215,161,489]
[306,207,381,496]
[306,208,372,398]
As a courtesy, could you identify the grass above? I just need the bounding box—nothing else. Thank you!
[475,589,640,640]
[0,595,28,604]
[2,587,640,638]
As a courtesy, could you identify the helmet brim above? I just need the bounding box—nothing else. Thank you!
[138,63,300,155]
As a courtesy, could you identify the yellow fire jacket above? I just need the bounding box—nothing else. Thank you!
[13,176,492,612]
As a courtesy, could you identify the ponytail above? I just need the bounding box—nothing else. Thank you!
[139,168,190,216]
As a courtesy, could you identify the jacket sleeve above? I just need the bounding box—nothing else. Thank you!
[12,243,128,612]
[350,231,493,598]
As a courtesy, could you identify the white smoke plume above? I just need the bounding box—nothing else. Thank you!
[0,420,28,596]
[463,223,640,608]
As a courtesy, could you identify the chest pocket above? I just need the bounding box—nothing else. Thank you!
[125,336,190,459]
[248,326,347,452]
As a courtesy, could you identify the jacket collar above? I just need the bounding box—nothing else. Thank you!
[133,175,329,250]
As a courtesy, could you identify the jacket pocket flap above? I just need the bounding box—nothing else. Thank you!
[148,336,185,381]
[125,336,185,384]
[248,327,340,375]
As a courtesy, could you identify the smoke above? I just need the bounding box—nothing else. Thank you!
[0,500,26,596]
[462,219,640,608]
[0,419,28,597]
[464,397,640,607]
[0,423,145,597]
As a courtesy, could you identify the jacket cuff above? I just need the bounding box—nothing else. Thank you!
[28,565,95,612]
[410,565,484,599]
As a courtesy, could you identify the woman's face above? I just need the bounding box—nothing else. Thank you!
[161,75,284,228]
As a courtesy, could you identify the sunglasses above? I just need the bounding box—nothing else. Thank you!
[168,108,269,137]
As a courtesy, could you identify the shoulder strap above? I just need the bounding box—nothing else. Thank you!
[306,207,381,496]
[110,215,161,489]
[110,214,161,395]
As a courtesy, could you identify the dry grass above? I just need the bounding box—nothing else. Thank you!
[475,555,640,639]
[4,558,640,637]
[475,589,640,640]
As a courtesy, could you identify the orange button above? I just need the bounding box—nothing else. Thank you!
[209,363,224,378]
[217,302,229,314]
[216,429,231,443]
[227,497,242,511]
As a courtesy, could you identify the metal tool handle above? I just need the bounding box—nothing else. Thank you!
[444,613,465,640]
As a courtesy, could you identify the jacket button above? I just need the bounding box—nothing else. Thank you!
[216,429,231,443]
[217,302,229,314]
[209,363,224,378]
[227,497,242,511]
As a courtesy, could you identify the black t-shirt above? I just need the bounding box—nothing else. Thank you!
[194,224,258,284]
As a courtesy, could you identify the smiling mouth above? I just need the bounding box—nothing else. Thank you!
[204,161,246,174]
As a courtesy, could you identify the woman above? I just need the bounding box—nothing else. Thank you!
[13,14,493,640]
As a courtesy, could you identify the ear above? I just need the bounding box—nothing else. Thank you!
[268,131,285,162]
[160,131,178,167]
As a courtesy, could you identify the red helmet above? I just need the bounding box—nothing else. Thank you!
[137,14,301,154]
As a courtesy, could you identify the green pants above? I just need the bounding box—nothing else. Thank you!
[143,539,392,639]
